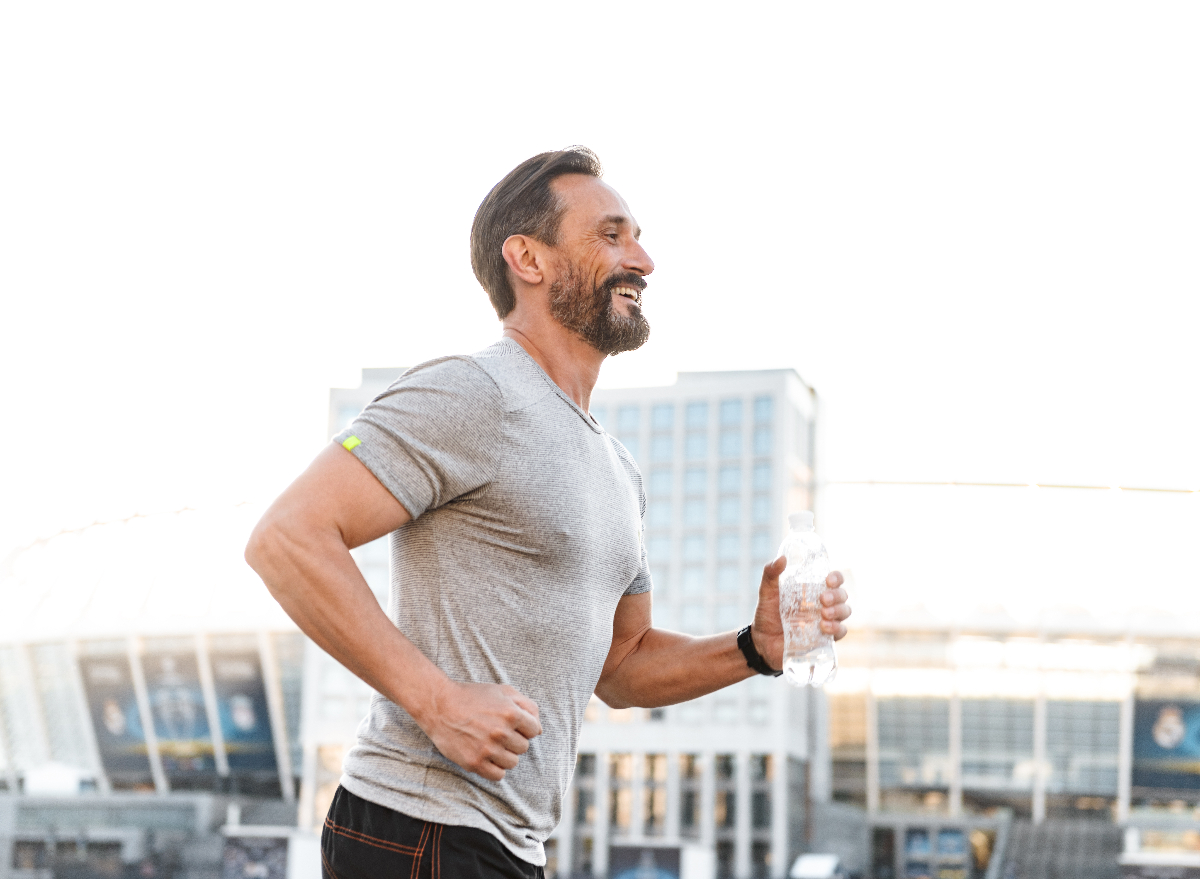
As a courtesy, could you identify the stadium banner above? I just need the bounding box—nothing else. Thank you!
[78,655,153,779]
[142,650,216,777]
[211,651,278,772]
[1133,700,1200,790]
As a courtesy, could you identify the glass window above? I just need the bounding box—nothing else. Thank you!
[650,435,673,461]
[753,754,774,781]
[715,601,741,631]
[682,566,705,596]
[682,535,705,562]
[718,497,740,525]
[684,467,707,495]
[650,565,669,595]
[719,398,743,426]
[719,430,741,458]
[685,401,709,428]
[618,435,640,460]
[649,469,672,496]
[752,495,771,524]
[751,791,771,828]
[647,536,671,563]
[753,395,773,423]
[681,603,706,634]
[617,405,640,432]
[753,462,772,491]
[647,501,671,528]
[718,465,741,493]
[684,499,707,527]
[684,432,707,460]
[752,426,772,456]
[590,406,607,426]
[716,565,740,593]
[751,530,773,562]
[717,533,740,561]
[651,404,674,429]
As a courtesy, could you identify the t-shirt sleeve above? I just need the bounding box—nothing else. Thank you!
[621,446,652,597]
[332,358,505,519]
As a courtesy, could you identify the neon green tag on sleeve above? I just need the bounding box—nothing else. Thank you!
[342,435,362,452]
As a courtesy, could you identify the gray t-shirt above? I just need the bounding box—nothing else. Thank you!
[332,337,650,865]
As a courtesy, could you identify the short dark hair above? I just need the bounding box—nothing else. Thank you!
[471,146,604,319]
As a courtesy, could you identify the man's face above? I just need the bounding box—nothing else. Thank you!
[545,175,655,356]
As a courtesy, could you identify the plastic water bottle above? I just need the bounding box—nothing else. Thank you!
[778,511,837,687]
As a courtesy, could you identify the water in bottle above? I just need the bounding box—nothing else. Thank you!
[778,511,837,686]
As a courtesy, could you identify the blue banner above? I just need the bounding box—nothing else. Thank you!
[1134,700,1200,790]
[79,656,152,779]
[143,650,216,777]
[211,652,277,772]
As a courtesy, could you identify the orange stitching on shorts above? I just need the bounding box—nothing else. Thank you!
[320,845,339,879]
[323,817,422,856]
[409,821,430,879]
[434,822,444,879]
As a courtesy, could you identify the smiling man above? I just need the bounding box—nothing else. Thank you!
[245,147,851,879]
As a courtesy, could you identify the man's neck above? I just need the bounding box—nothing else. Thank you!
[502,314,606,412]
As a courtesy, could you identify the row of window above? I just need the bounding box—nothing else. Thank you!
[617,427,774,463]
[648,494,773,529]
[648,462,773,497]
[593,396,775,434]
[646,531,776,566]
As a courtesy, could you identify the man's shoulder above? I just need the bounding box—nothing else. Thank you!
[381,339,553,415]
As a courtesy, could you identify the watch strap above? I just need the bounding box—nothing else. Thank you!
[737,625,782,677]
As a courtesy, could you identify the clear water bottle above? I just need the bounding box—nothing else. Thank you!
[778,511,837,687]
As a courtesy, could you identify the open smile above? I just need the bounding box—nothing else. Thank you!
[613,286,643,306]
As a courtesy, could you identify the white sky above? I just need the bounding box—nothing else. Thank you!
[2,3,1198,627]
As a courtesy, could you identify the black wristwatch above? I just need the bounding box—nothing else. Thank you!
[737,626,782,677]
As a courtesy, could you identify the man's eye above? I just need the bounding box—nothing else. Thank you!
[607,232,620,241]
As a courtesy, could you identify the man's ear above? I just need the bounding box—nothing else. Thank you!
[502,234,545,287]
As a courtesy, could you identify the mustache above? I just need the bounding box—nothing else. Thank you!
[600,272,648,305]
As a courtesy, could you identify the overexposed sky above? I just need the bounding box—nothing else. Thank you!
[2,3,1197,624]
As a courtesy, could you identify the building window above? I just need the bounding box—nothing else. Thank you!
[617,405,640,432]
[682,566,705,596]
[647,536,671,563]
[685,432,707,460]
[751,531,773,562]
[651,403,674,429]
[753,462,772,491]
[684,499,707,527]
[575,788,594,824]
[719,398,744,426]
[650,435,673,461]
[717,841,735,879]
[751,841,772,879]
[681,603,706,634]
[685,401,709,428]
[680,754,702,838]
[716,565,740,593]
[718,497,740,525]
[752,494,771,524]
[682,535,705,562]
[719,430,741,458]
[644,754,668,836]
[618,435,640,460]
[717,532,741,561]
[716,601,740,631]
[751,790,772,828]
[754,395,773,423]
[753,754,774,781]
[649,469,672,496]
[649,565,669,596]
[718,465,742,493]
[684,466,707,495]
[609,753,633,831]
[752,426,772,456]
[647,500,671,528]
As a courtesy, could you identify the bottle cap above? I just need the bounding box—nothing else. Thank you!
[788,511,814,530]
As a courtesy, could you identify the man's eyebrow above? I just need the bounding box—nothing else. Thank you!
[601,215,643,240]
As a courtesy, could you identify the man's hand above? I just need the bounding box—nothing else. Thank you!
[751,558,851,671]
[418,680,542,782]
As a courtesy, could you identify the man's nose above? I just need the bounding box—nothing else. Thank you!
[625,240,654,277]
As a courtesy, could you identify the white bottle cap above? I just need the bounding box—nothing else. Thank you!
[788,511,814,530]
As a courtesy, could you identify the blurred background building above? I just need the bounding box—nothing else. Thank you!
[3,366,1200,879]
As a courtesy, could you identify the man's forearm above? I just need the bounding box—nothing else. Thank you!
[245,520,447,728]
[594,627,757,709]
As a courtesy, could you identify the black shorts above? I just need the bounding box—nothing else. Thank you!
[320,786,545,879]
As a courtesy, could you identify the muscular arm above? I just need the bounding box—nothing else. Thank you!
[594,559,849,709]
[245,443,540,780]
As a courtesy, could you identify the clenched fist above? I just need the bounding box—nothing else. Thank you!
[420,680,542,781]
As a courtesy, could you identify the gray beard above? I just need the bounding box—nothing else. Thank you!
[547,263,650,356]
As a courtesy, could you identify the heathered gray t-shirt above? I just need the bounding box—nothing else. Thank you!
[332,337,650,866]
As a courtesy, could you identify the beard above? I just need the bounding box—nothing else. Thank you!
[547,263,651,356]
